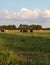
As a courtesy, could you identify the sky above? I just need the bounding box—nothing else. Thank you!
[0,0,50,28]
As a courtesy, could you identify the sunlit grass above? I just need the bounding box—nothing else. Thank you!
[0,32,50,65]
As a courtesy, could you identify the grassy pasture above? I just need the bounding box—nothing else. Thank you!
[0,32,50,65]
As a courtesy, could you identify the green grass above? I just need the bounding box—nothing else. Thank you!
[0,32,50,65]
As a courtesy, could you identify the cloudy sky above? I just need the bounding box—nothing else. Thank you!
[0,0,50,28]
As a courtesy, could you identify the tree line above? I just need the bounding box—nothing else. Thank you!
[19,24,42,30]
[0,25,16,30]
[0,24,50,30]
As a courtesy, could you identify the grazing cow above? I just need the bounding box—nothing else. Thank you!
[20,29,28,32]
[30,29,33,32]
[23,29,28,32]
[1,29,5,32]
[20,29,23,32]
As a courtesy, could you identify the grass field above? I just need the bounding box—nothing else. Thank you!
[0,32,50,65]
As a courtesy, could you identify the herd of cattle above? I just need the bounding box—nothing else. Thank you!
[0,29,42,33]
[0,29,50,33]
[0,29,33,32]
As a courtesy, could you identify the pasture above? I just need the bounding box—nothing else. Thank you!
[0,32,50,65]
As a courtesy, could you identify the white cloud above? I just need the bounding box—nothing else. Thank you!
[0,8,50,20]
[17,8,40,19]
[42,10,50,18]
[0,10,11,19]
[1,10,9,15]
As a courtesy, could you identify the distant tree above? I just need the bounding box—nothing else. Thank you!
[19,24,23,29]
[0,24,43,30]
[0,25,16,30]
[29,25,42,30]
[19,24,29,30]
[36,25,42,30]
[11,25,16,30]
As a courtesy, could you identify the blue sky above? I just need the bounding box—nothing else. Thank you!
[0,0,50,11]
[0,0,50,28]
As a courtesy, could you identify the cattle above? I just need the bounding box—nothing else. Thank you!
[23,29,28,32]
[1,29,5,32]
[30,29,33,32]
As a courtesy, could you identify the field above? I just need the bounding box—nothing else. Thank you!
[0,32,50,65]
